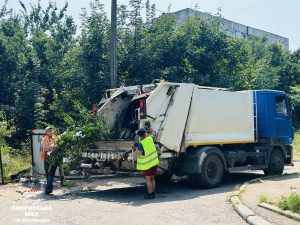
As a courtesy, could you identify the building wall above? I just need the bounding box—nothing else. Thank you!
[172,8,289,50]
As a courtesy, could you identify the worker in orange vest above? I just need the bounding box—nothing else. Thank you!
[41,126,59,194]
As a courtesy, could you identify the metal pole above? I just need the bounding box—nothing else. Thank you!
[0,145,4,184]
[110,0,117,89]
[31,132,34,168]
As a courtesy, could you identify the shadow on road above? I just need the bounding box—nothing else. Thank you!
[25,171,267,206]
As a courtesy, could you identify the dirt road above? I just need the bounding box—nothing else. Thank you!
[1,163,299,225]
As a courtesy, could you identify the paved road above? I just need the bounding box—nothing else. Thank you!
[1,163,299,225]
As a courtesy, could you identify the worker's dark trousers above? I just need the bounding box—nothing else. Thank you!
[44,162,49,180]
[45,164,57,192]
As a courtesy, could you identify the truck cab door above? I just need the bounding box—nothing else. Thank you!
[275,95,292,144]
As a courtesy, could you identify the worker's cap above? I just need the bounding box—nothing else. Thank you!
[136,128,146,137]
[45,126,54,131]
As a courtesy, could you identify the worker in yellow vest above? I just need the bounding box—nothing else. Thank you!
[136,123,159,199]
[41,126,59,194]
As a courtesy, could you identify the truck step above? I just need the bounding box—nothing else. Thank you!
[228,165,267,172]
[226,152,266,158]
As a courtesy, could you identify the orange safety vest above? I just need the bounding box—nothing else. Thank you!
[40,135,58,162]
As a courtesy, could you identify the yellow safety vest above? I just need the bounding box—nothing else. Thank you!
[137,136,159,170]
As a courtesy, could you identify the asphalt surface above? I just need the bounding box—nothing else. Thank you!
[0,163,299,225]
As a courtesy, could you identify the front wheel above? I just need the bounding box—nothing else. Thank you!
[188,154,224,189]
[264,149,284,176]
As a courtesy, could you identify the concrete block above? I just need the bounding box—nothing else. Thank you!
[234,204,254,219]
[246,216,272,225]
[231,196,242,205]
[232,190,240,196]
[240,183,249,191]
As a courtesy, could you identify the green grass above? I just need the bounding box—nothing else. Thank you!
[278,193,300,213]
[259,194,275,205]
[1,146,31,183]
[293,131,300,159]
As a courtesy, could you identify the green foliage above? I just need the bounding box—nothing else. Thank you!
[259,194,275,205]
[0,110,15,142]
[48,91,109,168]
[0,0,300,153]
[0,110,30,182]
[259,194,268,203]
[278,193,300,213]
[1,148,31,182]
[292,131,300,158]
[290,85,300,129]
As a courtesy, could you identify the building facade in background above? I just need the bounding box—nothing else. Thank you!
[172,8,289,50]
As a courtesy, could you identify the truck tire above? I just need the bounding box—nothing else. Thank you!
[264,148,284,176]
[155,173,173,183]
[188,154,224,188]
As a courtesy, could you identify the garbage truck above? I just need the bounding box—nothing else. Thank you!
[81,81,294,188]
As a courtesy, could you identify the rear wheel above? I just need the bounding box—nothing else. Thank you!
[264,149,284,176]
[188,154,224,188]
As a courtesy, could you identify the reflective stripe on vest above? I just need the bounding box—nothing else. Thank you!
[137,136,159,170]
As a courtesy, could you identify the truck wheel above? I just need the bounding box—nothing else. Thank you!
[188,154,224,188]
[264,149,284,176]
[155,173,173,183]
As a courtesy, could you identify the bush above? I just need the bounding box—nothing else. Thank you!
[293,131,300,159]
[1,144,31,183]
[277,193,300,213]
[48,92,110,169]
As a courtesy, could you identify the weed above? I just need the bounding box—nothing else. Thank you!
[234,184,241,191]
[277,193,300,213]
[84,176,94,183]
[290,186,297,190]
[259,194,268,203]
[259,194,275,205]
[230,184,245,198]
[62,181,76,188]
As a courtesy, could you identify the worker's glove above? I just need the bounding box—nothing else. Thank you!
[145,121,151,128]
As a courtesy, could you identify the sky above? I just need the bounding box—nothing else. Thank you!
[4,0,300,51]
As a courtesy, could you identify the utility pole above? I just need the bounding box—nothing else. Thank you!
[110,0,117,89]
[0,146,4,184]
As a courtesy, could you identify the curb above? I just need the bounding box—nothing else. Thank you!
[230,180,271,225]
[259,203,300,221]
[230,172,300,225]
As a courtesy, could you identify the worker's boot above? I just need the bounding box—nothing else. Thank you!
[144,193,154,199]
